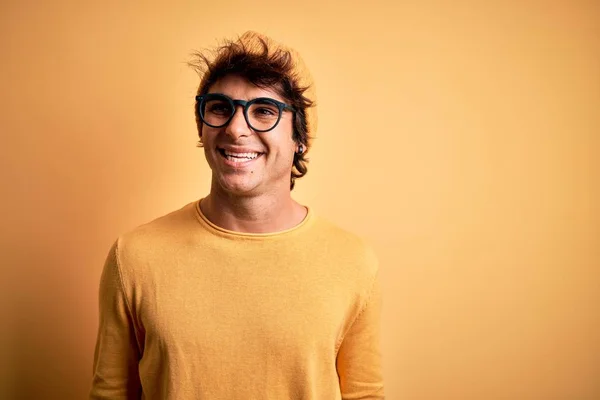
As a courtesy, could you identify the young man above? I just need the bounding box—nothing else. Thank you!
[90,31,384,399]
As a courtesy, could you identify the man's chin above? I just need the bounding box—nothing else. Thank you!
[217,177,261,196]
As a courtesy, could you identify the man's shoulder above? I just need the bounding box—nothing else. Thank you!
[116,200,199,255]
[312,214,373,248]
[311,214,379,273]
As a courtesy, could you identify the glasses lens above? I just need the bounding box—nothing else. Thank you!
[202,96,233,127]
[247,99,281,131]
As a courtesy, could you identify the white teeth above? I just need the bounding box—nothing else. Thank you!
[223,150,259,160]
[226,156,253,162]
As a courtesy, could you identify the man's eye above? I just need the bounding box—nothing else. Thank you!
[250,104,278,119]
[256,107,276,116]
[207,102,231,115]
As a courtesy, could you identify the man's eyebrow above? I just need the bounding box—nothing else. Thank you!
[207,92,283,102]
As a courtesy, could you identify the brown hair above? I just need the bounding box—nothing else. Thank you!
[188,31,317,190]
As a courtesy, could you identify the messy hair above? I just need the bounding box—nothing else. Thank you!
[188,33,315,190]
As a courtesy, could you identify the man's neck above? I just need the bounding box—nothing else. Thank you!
[200,190,307,234]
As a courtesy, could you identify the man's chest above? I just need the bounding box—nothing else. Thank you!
[134,256,354,361]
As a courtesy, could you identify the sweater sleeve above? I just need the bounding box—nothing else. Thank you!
[336,271,385,399]
[90,240,142,399]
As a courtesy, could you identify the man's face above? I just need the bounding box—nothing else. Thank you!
[200,74,297,196]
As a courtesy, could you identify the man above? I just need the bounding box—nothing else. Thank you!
[90,31,384,399]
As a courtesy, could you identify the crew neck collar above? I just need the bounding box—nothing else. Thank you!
[193,199,314,240]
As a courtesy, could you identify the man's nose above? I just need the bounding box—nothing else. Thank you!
[224,105,251,139]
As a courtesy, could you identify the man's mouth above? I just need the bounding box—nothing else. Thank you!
[218,148,262,163]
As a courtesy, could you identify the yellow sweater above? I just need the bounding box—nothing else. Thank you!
[90,200,384,399]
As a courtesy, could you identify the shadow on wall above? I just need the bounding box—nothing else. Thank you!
[5,219,111,399]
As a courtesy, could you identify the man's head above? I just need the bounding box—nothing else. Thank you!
[189,31,317,195]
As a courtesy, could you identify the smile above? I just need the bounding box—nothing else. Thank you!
[218,148,263,165]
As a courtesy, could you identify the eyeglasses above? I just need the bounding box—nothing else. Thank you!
[196,93,296,133]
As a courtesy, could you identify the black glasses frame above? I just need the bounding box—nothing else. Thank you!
[195,93,296,133]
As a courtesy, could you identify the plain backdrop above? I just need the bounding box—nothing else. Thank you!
[1,1,599,399]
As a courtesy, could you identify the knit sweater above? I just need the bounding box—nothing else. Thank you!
[90,200,384,399]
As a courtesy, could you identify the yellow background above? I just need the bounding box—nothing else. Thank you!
[1,1,598,399]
